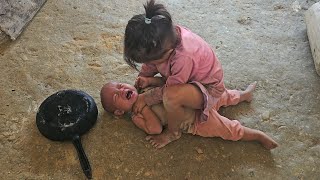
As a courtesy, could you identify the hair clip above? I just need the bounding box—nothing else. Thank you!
[154,15,165,20]
[145,17,151,24]
[152,40,157,47]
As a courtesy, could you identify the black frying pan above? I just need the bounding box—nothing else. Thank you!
[36,90,98,179]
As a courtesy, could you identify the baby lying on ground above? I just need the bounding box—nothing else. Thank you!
[100,80,278,150]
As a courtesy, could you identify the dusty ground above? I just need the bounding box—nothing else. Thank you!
[0,0,319,179]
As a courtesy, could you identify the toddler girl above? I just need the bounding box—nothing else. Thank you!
[124,0,237,139]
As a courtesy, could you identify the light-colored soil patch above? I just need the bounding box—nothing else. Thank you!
[0,0,319,179]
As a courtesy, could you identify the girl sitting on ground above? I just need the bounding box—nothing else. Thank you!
[124,0,229,140]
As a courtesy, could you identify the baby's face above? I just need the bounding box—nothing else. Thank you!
[103,82,138,112]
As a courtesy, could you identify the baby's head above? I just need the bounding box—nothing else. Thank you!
[100,82,138,116]
[124,0,179,70]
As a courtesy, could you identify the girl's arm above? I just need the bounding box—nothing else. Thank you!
[131,106,163,134]
[135,76,165,90]
[143,57,194,106]
[135,63,161,91]
[147,77,166,87]
[138,63,159,77]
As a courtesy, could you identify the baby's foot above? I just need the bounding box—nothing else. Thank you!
[146,131,181,149]
[240,81,257,102]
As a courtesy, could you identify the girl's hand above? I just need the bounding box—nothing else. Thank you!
[135,76,150,89]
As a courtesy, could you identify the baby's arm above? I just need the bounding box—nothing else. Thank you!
[131,106,163,134]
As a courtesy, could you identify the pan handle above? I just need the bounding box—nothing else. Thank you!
[72,135,92,179]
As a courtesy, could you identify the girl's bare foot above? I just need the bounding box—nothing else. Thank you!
[240,81,257,102]
[258,131,279,150]
[242,127,278,150]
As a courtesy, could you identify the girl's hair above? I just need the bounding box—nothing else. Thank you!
[124,0,179,70]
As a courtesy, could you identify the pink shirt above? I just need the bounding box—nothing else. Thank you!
[140,25,225,107]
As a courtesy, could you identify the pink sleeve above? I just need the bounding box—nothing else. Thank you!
[144,57,194,106]
[138,63,158,77]
[166,57,194,85]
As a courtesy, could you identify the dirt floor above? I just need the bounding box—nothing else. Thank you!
[0,0,319,179]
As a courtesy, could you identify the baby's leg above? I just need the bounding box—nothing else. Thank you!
[146,84,203,149]
[241,127,278,150]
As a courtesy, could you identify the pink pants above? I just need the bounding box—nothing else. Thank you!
[193,90,244,141]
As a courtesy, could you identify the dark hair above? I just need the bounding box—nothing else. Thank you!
[124,0,178,70]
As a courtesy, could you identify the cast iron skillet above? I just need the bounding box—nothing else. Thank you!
[36,90,98,179]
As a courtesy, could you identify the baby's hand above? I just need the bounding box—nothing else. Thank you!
[133,93,147,114]
[135,76,150,89]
